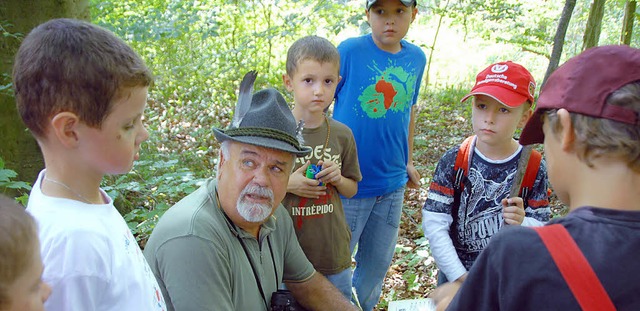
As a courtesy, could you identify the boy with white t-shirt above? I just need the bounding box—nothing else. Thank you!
[13,18,165,311]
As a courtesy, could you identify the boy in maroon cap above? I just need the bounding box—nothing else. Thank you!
[432,45,640,310]
[422,61,550,285]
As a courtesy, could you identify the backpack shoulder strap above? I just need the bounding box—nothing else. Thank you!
[533,224,615,311]
[454,135,475,190]
[450,135,476,247]
[519,149,542,198]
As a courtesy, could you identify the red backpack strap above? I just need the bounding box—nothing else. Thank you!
[453,135,475,190]
[533,224,615,311]
[518,149,542,198]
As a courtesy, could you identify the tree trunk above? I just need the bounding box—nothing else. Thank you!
[620,0,636,45]
[542,0,577,88]
[0,0,90,186]
[582,0,606,50]
[423,0,451,89]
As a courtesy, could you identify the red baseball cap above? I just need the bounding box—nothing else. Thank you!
[520,45,640,145]
[461,61,536,108]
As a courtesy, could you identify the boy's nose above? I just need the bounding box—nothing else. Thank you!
[138,125,150,143]
[42,282,52,302]
[485,111,496,124]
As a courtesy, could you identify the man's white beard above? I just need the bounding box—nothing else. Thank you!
[237,183,274,223]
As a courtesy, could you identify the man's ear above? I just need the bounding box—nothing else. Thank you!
[217,146,228,178]
[557,109,575,151]
[50,112,81,148]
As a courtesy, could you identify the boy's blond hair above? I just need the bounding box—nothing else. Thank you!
[544,82,640,172]
[0,195,38,308]
[285,35,340,77]
[13,18,153,138]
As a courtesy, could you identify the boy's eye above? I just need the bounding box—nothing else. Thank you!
[324,79,334,85]
[303,78,312,84]
[477,103,487,109]
[499,108,510,113]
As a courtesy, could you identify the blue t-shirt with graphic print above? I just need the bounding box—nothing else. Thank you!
[334,33,426,198]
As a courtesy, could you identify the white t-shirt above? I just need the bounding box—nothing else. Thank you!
[27,170,166,311]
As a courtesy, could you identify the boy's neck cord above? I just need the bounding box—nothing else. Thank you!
[43,176,96,204]
[319,115,330,159]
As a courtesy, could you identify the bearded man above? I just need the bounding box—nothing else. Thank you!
[144,72,357,311]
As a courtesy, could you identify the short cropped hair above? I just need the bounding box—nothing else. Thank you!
[13,18,153,138]
[544,81,640,172]
[0,195,38,309]
[285,35,340,77]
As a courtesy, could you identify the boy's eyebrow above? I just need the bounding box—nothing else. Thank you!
[129,112,144,122]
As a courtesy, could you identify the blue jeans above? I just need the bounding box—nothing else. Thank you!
[343,187,406,311]
[325,268,353,301]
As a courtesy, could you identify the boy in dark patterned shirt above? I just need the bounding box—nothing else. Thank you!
[422,61,550,284]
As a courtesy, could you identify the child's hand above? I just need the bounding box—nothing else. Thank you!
[430,280,463,311]
[315,160,343,186]
[288,161,327,198]
[406,162,421,189]
[502,197,525,225]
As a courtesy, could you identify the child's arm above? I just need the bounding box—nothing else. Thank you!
[316,160,358,198]
[287,161,327,199]
[422,209,468,282]
[422,149,468,282]
[407,105,421,189]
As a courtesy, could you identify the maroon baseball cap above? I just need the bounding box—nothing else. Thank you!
[520,45,640,145]
[460,61,536,108]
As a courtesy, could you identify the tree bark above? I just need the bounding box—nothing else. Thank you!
[423,0,451,89]
[620,0,636,45]
[582,0,606,50]
[0,0,90,186]
[542,0,577,89]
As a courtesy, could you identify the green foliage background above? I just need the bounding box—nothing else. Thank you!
[3,0,638,307]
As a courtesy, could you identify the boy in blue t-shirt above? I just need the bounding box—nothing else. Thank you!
[332,0,426,309]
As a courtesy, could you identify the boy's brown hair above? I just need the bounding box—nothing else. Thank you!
[0,195,38,308]
[13,18,153,138]
[520,45,640,172]
[285,35,340,77]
